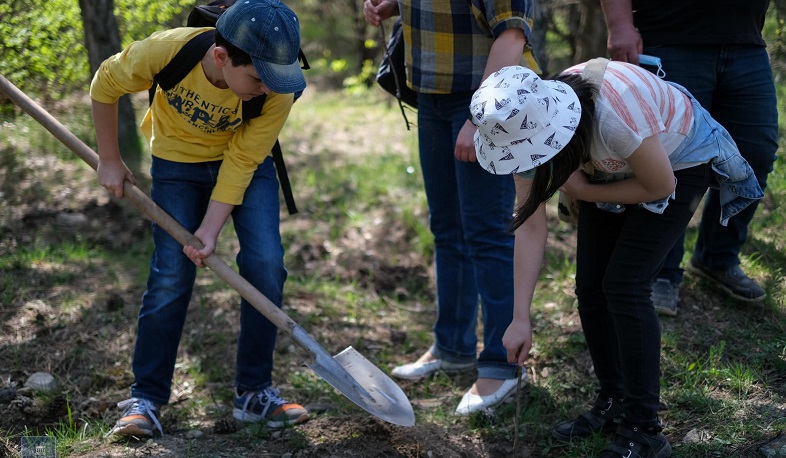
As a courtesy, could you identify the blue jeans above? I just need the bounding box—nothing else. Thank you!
[645,45,779,282]
[417,90,518,380]
[576,163,712,428]
[131,156,286,405]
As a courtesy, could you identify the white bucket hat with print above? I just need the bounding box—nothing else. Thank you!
[470,66,582,175]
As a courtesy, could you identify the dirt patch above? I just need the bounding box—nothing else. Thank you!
[2,95,784,458]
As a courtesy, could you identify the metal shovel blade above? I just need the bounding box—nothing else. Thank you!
[293,328,415,427]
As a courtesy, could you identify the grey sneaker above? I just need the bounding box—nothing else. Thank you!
[651,279,679,316]
[108,398,163,437]
[687,257,765,302]
[233,388,310,429]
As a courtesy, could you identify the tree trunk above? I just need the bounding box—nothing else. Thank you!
[348,0,376,77]
[531,0,554,74]
[566,0,608,64]
[79,0,145,181]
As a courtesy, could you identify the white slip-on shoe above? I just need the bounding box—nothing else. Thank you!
[391,358,476,380]
[455,372,528,415]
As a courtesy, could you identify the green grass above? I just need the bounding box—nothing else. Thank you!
[1,85,785,457]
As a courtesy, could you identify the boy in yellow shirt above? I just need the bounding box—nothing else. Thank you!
[90,0,309,437]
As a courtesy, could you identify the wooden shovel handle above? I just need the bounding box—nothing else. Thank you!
[0,74,297,335]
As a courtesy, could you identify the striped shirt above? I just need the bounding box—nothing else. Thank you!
[400,0,538,94]
[565,61,693,176]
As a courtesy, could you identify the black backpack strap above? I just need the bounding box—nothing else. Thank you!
[241,95,265,120]
[240,95,297,215]
[156,30,215,91]
[298,49,310,70]
[271,140,297,214]
[149,30,215,105]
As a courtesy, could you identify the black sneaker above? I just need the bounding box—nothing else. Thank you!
[552,397,623,442]
[687,257,765,302]
[651,279,679,317]
[599,422,672,458]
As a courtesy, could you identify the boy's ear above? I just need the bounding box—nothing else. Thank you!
[213,45,231,68]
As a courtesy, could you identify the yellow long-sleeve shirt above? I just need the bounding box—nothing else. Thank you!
[90,27,294,205]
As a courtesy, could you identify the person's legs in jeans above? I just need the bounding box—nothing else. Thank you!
[644,46,717,287]
[457,155,517,380]
[416,91,517,380]
[648,45,778,300]
[231,157,288,391]
[642,46,717,314]
[576,164,711,428]
[229,158,308,427]
[692,46,778,276]
[132,157,219,405]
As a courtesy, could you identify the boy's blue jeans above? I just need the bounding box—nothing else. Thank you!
[646,45,779,282]
[417,90,518,381]
[131,156,286,405]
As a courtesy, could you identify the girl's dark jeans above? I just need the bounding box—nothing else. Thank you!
[574,163,712,428]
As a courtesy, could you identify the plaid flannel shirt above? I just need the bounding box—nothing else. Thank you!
[400,0,539,94]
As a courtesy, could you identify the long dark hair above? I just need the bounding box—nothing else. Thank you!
[510,73,597,230]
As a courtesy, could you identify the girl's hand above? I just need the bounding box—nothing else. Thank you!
[559,169,590,198]
[502,318,533,366]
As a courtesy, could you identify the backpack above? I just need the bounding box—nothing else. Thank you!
[148,0,310,215]
[375,18,416,130]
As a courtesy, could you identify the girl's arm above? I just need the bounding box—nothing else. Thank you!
[562,135,675,204]
[502,175,548,366]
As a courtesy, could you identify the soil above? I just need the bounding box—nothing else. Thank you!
[0,113,530,458]
[1,96,783,458]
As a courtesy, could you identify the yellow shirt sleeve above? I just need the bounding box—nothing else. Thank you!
[89,27,294,206]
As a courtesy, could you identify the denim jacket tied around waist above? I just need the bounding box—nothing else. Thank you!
[590,82,763,226]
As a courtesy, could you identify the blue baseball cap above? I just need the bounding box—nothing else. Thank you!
[216,0,306,94]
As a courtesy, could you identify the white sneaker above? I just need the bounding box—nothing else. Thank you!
[391,355,475,380]
[455,372,527,415]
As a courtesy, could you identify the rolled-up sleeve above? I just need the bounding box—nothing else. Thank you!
[479,0,535,39]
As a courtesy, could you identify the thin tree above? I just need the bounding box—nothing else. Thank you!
[569,0,608,64]
[79,0,145,181]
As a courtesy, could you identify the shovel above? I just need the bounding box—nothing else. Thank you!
[0,74,416,427]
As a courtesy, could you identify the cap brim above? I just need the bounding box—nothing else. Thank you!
[253,58,306,94]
